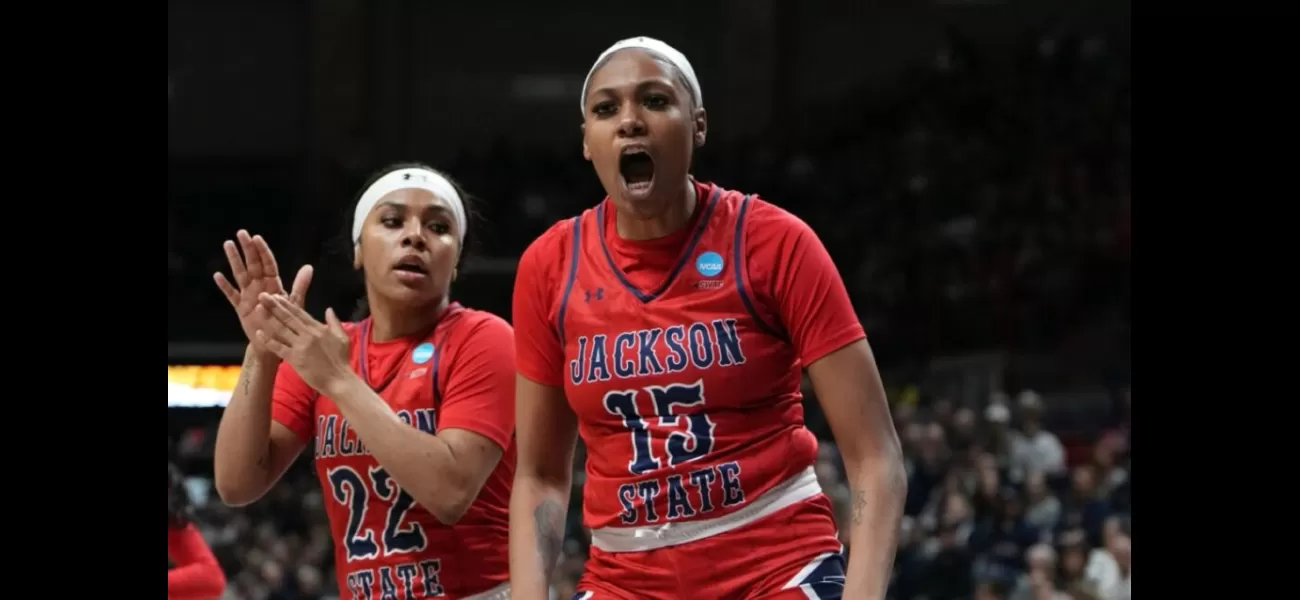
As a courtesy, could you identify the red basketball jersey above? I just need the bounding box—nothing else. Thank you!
[514,181,866,535]
[272,303,516,600]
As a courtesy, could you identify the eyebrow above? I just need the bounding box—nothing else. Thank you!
[589,78,679,100]
[378,201,453,215]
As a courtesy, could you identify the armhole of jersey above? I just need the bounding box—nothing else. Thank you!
[733,195,788,341]
[553,216,583,342]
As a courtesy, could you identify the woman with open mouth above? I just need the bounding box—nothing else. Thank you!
[509,37,907,600]
[212,162,516,599]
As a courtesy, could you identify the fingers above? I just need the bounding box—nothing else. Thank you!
[238,230,264,281]
[252,234,280,282]
[289,265,315,307]
[260,293,315,336]
[324,307,347,339]
[253,304,297,349]
[213,272,241,308]
[255,330,291,360]
[222,240,248,287]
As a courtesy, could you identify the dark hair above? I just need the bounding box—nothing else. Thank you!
[343,162,480,320]
[167,462,193,529]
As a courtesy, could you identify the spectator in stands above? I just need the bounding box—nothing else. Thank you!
[1010,391,1067,480]
[1055,530,1096,596]
[1079,516,1132,600]
[1012,544,1067,600]
[970,453,1004,523]
[951,406,979,454]
[970,489,1041,580]
[1092,435,1129,498]
[1102,534,1130,600]
[891,517,929,600]
[984,400,1015,469]
[908,421,953,520]
[939,490,976,546]
[1023,470,1062,532]
[925,521,975,600]
[1059,466,1110,543]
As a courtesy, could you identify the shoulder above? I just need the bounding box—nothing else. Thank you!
[444,307,513,341]
[440,307,514,359]
[516,211,597,299]
[699,182,809,236]
[742,194,811,236]
[704,188,816,258]
[438,308,515,378]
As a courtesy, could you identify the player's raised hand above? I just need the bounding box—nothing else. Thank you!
[255,294,351,393]
[213,230,314,358]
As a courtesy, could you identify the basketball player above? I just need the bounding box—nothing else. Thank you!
[168,463,226,600]
[508,38,907,600]
[213,163,515,600]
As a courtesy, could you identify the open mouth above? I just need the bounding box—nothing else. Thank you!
[392,256,429,277]
[618,147,656,193]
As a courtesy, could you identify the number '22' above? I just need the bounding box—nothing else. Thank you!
[327,465,427,561]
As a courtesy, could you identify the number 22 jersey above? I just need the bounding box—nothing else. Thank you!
[513,181,866,547]
[271,304,516,599]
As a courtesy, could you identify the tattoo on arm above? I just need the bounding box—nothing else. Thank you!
[852,490,867,525]
[241,352,256,395]
[240,352,272,473]
[534,500,566,582]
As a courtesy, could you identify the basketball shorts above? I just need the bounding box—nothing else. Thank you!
[573,495,846,600]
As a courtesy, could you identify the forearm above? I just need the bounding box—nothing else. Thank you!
[843,455,908,599]
[325,373,465,523]
[213,347,280,504]
[508,473,572,600]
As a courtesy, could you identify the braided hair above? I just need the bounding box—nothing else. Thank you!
[167,462,193,530]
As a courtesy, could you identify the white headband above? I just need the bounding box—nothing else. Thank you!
[352,167,467,245]
[580,37,703,115]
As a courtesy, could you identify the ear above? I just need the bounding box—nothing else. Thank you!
[581,122,592,161]
[352,243,363,270]
[452,267,458,282]
[693,108,708,148]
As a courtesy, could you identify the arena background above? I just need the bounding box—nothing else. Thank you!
[167,0,1131,598]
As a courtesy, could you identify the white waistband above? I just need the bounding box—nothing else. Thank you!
[462,582,510,600]
[589,466,822,553]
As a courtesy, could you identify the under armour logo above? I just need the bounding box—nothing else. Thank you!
[584,288,604,303]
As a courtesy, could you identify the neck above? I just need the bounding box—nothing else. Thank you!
[614,179,697,240]
[368,294,448,342]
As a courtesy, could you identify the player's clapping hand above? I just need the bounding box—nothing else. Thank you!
[255,293,351,393]
[213,230,314,360]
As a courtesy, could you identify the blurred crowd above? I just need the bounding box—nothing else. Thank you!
[169,27,1131,600]
[885,389,1130,600]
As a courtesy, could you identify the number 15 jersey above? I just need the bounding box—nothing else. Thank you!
[514,181,866,539]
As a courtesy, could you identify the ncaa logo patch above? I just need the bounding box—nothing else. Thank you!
[695,251,724,278]
[411,342,435,365]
